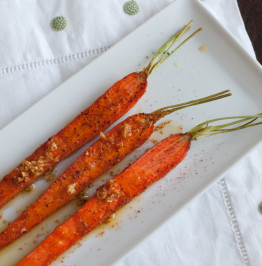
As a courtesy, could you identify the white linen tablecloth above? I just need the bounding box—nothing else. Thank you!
[0,0,261,265]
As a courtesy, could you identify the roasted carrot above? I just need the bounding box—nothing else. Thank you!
[17,114,262,266]
[0,21,202,208]
[0,91,231,249]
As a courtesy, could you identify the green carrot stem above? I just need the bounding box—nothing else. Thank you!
[150,90,231,122]
[144,20,202,76]
[188,114,262,140]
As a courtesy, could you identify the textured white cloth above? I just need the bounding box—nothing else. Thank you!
[0,0,261,265]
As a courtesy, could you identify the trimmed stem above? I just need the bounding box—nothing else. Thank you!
[150,90,231,122]
[144,20,202,76]
[188,114,262,140]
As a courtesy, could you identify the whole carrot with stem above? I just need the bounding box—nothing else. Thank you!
[16,114,262,266]
[0,21,202,208]
[0,91,231,249]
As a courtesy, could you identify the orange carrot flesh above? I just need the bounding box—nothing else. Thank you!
[0,21,200,208]
[0,21,202,208]
[0,71,148,208]
[0,113,154,249]
[16,113,262,266]
[16,134,191,266]
[0,90,232,249]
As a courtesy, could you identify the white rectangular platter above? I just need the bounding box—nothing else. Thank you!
[0,0,262,265]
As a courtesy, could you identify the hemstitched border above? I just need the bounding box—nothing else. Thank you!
[220,178,250,265]
[0,46,110,76]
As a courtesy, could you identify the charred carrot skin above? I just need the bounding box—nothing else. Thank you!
[0,72,148,209]
[16,134,191,266]
[0,113,154,249]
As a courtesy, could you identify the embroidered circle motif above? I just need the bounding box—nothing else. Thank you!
[52,16,67,31]
[123,0,139,16]
[258,202,262,214]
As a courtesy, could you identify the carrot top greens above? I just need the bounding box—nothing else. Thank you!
[150,90,231,122]
[144,20,202,75]
[189,114,262,139]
